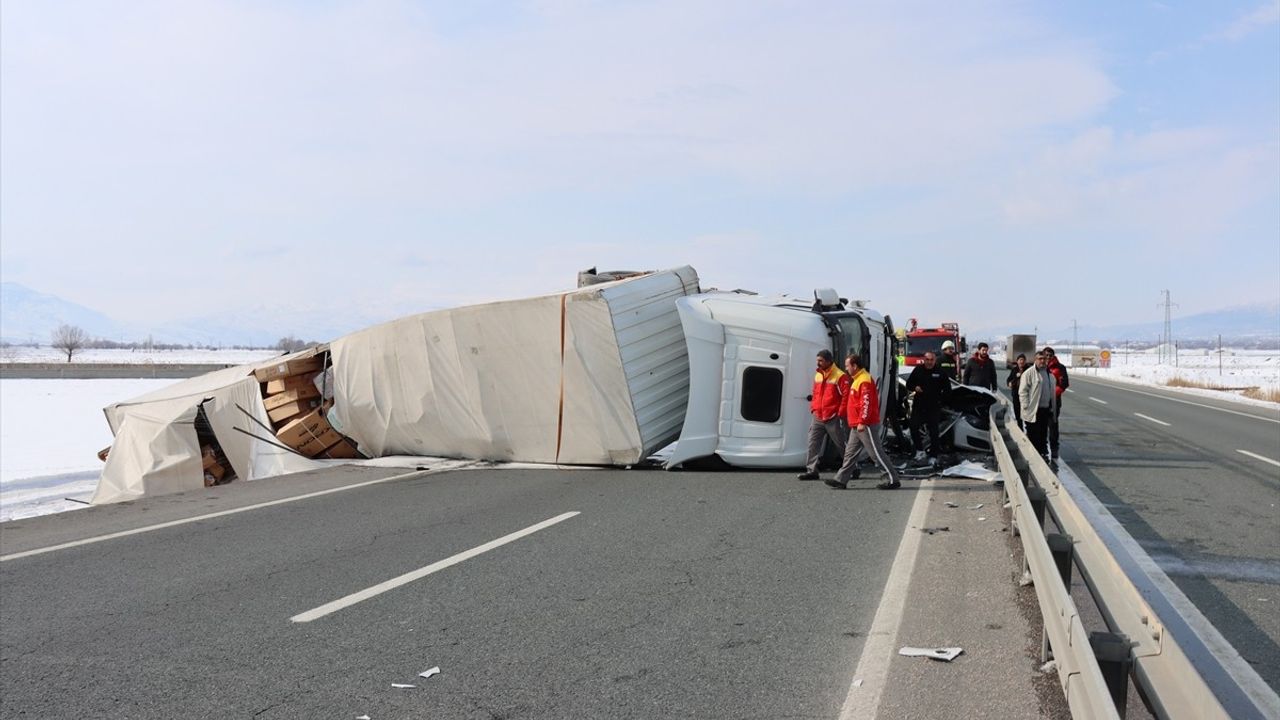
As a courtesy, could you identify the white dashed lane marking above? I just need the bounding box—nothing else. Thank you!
[291,511,580,623]
[1237,450,1280,468]
[1089,397,1107,405]
[1134,413,1171,427]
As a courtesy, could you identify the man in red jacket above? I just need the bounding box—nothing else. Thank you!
[827,353,902,490]
[1044,347,1069,461]
[797,350,850,481]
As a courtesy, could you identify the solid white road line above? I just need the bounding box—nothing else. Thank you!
[1075,377,1280,424]
[838,482,933,720]
[1237,450,1280,468]
[1089,397,1108,404]
[1134,413,1171,427]
[290,511,580,623]
[0,467,450,563]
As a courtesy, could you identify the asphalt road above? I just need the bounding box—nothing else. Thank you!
[1055,374,1280,691]
[0,461,1059,719]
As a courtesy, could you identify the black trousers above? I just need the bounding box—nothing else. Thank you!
[1027,408,1052,455]
[909,403,942,456]
[1048,396,1062,456]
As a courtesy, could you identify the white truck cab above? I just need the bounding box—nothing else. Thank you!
[665,289,897,469]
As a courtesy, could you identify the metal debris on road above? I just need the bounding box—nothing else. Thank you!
[391,683,416,689]
[940,460,1002,483]
[898,646,964,662]
[419,667,441,679]
[968,503,984,509]
[920,526,950,535]
[944,501,959,508]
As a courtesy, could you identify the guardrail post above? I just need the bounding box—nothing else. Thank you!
[1026,486,1047,528]
[1089,631,1132,718]
[1046,533,1074,586]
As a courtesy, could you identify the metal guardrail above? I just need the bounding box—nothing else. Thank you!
[989,402,1280,720]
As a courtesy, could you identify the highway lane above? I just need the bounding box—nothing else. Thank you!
[1,466,928,718]
[1056,374,1280,692]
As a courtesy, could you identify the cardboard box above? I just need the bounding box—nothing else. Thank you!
[253,349,326,383]
[264,374,319,395]
[295,427,343,457]
[203,462,226,487]
[318,437,361,459]
[268,398,321,424]
[201,445,219,470]
[276,408,333,448]
[263,384,321,411]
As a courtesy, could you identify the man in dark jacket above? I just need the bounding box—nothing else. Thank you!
[1006,353,1028,429]
[905,351,952,465]
[1044,347,1069,460]
[962,342,997,390]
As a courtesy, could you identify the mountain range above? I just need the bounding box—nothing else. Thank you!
[0,283,398,347]
[3,281,1277,348]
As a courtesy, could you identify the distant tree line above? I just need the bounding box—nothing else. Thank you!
[0,325,318,363]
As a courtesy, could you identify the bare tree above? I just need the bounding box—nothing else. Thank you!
[51,324,89,362]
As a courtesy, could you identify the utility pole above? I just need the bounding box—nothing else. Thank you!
[1218,334,1222,376]
[1157,290,1178,365]
[1072,319,1079,351]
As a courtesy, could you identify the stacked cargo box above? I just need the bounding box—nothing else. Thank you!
[254,347,362,460]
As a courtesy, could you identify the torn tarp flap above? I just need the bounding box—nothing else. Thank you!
[899,646,964,662]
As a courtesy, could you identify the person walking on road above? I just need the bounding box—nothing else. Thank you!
[797,349,850,481]
[905,351,952,465]
[962,342,998,390]
[1018,351,1056,457]
[1006,353,1028,429]
[827,354,902,490]
[1044,347,1069,460]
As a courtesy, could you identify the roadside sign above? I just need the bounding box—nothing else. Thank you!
[1100,350,1111,368]
[1075,350,1100,368]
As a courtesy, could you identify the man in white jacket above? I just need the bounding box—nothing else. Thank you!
[1018,351,1056,457]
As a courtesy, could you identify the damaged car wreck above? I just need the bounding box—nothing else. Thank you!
[90,265,991,505]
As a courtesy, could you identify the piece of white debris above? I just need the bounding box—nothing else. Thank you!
[1019,571,1034,587]
[419,667,441,679]
[357,715,371,720]
[899,646,964,662]
[968,504,984,510]
[1003,501,1012,509]
[940,461,1001,482]
[853,679,864,688]
[944,501,959,508]
[1040,660,1058,674]
[978,517,987,522]
[391,683,416,689]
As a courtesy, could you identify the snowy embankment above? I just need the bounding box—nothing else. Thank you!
[2,348,1277,524]
[1,347,278,365]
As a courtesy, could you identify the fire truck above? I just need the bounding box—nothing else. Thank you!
[899,318,966,369]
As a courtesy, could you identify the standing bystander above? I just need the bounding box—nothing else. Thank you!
[905,351,952,465]
[962,342,998,390]
[1044,347,1070,460]
[1018,351,1056,457]
[1006,353,1028,429]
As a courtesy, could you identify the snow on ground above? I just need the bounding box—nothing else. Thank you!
[2,349,1277,525]
[0,346,279,365]
[1,378,173,522]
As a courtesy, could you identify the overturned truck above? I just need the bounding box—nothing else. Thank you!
[93,266,904,504]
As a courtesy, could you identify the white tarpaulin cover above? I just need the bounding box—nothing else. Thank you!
[330,266,700,465]
[93,266,700,504]
[94,359,323,504]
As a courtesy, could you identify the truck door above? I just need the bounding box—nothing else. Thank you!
[726,332,788,443]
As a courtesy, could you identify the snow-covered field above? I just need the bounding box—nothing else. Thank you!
[2,349,1276,524]
[0,347,279,365]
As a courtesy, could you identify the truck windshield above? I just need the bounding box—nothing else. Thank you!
[905,335,949,357]
[831,315,868,365]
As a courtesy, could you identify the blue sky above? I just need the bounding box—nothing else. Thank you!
[2,0,1277,342]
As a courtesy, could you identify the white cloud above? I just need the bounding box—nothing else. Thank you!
[1206,0,1280,43]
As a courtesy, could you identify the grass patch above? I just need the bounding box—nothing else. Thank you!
[1165,376,1280,403]
[1165,376,1219,390]
[1243,386,1280,403]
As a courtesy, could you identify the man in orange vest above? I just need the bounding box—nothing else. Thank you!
[827,353,902,490]
[797,349,851,481]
